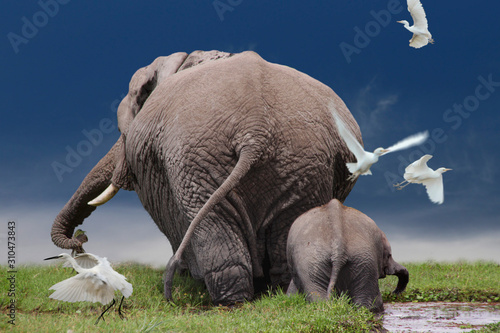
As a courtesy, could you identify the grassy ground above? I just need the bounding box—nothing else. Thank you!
[380,261,500,303]
[1,261,499,332]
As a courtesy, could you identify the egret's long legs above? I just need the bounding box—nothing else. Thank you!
[95,299,116,325]
[393,180,410,190]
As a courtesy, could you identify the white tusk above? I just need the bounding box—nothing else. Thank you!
[88,184,120,206]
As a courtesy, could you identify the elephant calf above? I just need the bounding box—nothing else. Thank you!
[286,199,408,313]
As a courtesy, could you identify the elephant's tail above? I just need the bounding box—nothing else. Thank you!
[164,145,262,300]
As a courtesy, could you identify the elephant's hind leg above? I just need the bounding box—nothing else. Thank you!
[290,253,335,302]
[349,271,384,313]
[195,217,254,306]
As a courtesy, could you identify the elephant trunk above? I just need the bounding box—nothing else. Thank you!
[392,263,409,295]
[51,137,123,249]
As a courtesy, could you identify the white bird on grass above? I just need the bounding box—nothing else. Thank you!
[394,154,452,204]
[334,114,429,181]
[44,253,133,325]
[397,0,434,48]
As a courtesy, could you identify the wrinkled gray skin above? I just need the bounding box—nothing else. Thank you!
[51,50,362,305]
[287,199,409,313]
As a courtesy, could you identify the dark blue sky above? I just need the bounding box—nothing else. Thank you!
[1,1,499,265]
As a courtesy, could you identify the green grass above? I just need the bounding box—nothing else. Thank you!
[1,261,499,332]
[470,322,500,333]
[380,261,500,303]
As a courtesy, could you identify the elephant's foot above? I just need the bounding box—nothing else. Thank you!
[350,287,384,314]
[205,265,253,306]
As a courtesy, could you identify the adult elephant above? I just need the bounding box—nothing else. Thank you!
[50,50,362,305]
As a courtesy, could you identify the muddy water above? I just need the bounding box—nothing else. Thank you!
[383,302,500,332]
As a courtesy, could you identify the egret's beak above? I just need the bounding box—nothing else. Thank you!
[445,168,452,172]
[397,20,404,24]
[44,255,62,261]
[380,149,390,155]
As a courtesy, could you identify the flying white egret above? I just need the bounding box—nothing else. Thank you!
[394,154,451,204]
[44,253,133,324]
[397,0,434,48]
[333,114,429,181]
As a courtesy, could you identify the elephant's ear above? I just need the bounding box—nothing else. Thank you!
[117,50,235,134]
[117,52,189,134]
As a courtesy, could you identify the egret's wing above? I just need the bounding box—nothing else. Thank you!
[74,253,100,269]
[108,272,133,298]
[48,273,114,304]
[99,264,134,298]
[421,176,444,204]
[410,34,429,48]
[120,280,133,298]
[405,154,433,174]
[407,0,428,30]
[383,131,429,155]
[333,113,365,162]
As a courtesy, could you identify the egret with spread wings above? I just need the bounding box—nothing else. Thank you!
[394,154,452,204]
[45,252,133,324]
[397,0,434,48]
[334,113,429,181]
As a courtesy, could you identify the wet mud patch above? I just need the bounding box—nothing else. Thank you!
[383,302,500,332]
